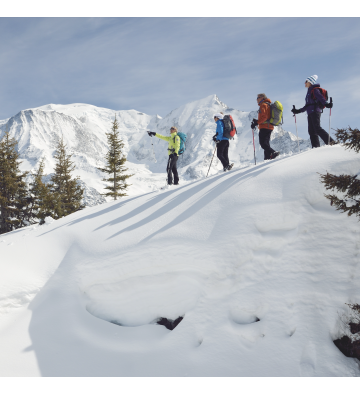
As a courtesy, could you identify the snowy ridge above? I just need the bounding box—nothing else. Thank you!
[131,95,312,180]
[0,96,311,204]
[0,145,359,376]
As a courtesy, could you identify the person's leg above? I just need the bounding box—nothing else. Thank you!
[171,156,179,184]
[312,112,335,145]
[259,129,275,160]
[216,140,229,168]
[259,130,268,159]
[167,156,174,185]
[308,113,320,148]
[222,140,230,168]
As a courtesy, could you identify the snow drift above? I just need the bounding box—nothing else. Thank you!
[1,145,360,376]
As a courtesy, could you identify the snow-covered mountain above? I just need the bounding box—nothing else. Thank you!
[0,95,311,205]
[1,145,359,376]
[132,95,312,180]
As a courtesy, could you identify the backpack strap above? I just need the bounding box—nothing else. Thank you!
[173,134,185,155]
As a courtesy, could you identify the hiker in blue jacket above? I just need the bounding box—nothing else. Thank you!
[291,74,334,148]
[212,113,232,171]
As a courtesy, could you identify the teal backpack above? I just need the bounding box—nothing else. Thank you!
[174,132,187,155]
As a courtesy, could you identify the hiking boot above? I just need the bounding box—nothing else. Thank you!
[270,151,280,160]
[223,167,228,172]
[227,163,234,171]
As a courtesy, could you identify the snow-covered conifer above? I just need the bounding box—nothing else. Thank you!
[26,158,55,224]
[0,130,28,234]
[320,127,360,218]
[98,115,132,200]
[50,136,84,218]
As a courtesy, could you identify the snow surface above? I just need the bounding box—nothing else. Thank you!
[0,95,312,206]
[1,145,360,376]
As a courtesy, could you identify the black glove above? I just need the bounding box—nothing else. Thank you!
[250,119,258,129]
[291,106,301,115]
[147,131,156,137]
[325,102,333,109]
[212,134,218,142]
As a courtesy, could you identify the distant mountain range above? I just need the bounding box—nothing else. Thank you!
[0,95,312,206]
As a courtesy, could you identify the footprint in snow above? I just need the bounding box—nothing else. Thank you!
[300,341,317,376]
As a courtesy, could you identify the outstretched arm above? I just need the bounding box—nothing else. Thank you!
[155,133,171,142]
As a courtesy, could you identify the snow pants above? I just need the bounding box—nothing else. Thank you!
[259,129,276,160]
[308,112,334,148]
[167,155,179,185]
[216,140,230,169]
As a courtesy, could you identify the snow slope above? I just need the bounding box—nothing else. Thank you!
[0,95,311,204]
[1,145,360,377]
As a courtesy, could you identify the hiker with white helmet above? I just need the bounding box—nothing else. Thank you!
[213,113,233,172]
[291,75,334,148]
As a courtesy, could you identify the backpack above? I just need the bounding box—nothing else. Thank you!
[311,87,328,110]
[222,115,237,139]
[174,132,187,155]
[265,101,283,126]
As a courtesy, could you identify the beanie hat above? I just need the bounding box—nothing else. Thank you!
[306,75,318,85]
[214,113,224,120]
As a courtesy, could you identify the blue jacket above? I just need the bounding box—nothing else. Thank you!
[299,84,328,115]
[215,119,228,141]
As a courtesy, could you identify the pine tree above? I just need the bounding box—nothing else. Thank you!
[0,130,28,234]
[26,158,54,224]
[50,136,85,219]
[98,115,132,200]
[320,127,360,218]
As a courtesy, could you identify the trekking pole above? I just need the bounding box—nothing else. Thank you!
[147,130,157,163]
[328,97,332,145]
[165,156,170,187]
[252,128,256,166]
[151,140,157,163]
[206,144,217,178]
[292,105,300,154]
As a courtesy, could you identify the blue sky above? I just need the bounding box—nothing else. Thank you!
[1,17,360,139]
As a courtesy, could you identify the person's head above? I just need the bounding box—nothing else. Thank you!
[256,93,267,105]
[305,75,318,88]
[213,113,223,122]
[170,126,177,134]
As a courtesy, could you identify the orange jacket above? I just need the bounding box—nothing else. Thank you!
[257,98,274,131]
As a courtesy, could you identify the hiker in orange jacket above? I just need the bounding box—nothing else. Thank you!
[251,94,280,160]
